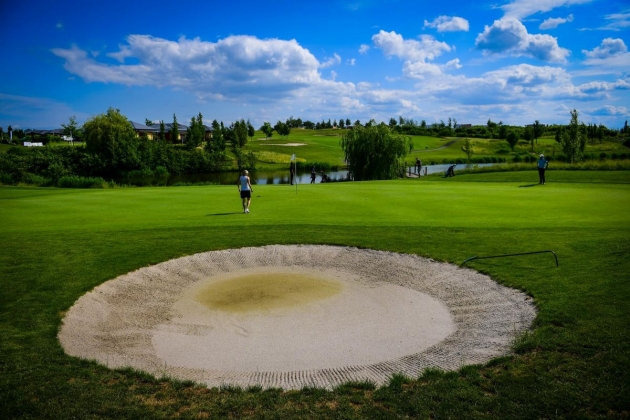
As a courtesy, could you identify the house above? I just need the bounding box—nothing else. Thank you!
[131,121,214,143]
[130,121,158,140]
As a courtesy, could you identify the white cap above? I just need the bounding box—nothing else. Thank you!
[540,154,544,157]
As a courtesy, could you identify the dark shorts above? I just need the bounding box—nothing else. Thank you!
[240,190,251,199]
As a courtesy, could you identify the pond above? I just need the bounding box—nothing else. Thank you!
[116,163,497,186]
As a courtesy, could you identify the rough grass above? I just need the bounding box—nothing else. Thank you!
[1,173,629,419]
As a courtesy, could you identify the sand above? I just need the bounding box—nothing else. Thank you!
[58,245,536,390]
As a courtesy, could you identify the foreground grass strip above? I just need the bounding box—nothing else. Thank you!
[1,175,629,418]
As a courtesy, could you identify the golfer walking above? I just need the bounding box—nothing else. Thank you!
[238,170,253,213]
[537,154,549,185]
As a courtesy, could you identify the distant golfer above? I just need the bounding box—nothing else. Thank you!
[310,165,316,184]
[238,170,253,213]
[537,154,549,185]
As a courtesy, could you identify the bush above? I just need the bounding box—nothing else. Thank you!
[513,155,522,163]
[154,166,169,176]
[57,175,106,188]
[21,173,51,186]
[600,152,608,160]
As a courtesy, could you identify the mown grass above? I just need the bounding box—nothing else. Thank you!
[1,171,629,419]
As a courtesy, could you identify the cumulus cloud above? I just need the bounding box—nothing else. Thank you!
[501,0,593,19]
[320,53,341,68]
[539,14,573,30]
[371,30,453,79]
[359,44,370,54]
[475,18,570,62]
[423,16,470,32]
[582,38,628,58]
[51,35,324,100]
[373,31,451,62]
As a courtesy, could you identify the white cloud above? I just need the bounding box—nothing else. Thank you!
[501,0,593,19]
[586,105,630,116]
[347,58,356,66]
[52,35,324,100]
[359,44,370,54]
[320,53,341,68]
[372,30,450,62]
[475,18,570,62]
[539,14,573,29]
[372,30,453,80]
[423,16,470,32]
[582,38,628,58]
[600,9,630,31]
[56,22,63,30]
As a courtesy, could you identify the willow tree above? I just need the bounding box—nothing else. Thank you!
[83,107,139,172]
[340,124,412,181]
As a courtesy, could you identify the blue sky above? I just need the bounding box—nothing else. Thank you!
[1,0,629,129]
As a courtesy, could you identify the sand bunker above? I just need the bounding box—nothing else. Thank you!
[59,245,535,390]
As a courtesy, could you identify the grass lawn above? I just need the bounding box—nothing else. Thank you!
[1,171,629,418]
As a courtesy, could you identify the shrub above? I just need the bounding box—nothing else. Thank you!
[600,152,608,160]
[57,175,106,188]
[21,173,51,186]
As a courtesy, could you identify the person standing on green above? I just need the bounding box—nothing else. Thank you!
[238,170,253,213]
[537,154,549,185]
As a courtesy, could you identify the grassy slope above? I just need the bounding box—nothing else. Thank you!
[1,172,629,419]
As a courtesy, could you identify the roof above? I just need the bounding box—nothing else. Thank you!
[130,121,157,131]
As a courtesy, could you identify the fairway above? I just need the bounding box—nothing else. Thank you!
[1,171,629,418]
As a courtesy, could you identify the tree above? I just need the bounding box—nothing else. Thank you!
[339,119,345,129]
[389,118,397,128]
[560,109,586,163]
[533,120,544,145]
[506,130,519,151]
[159,121,165,142]
[234,119,248,148]
[498,125,508,140]
[345,118,351,127]
[522,126,534,151]
[261,122,273,139]
[274,121,291,138]
[206,119,225,152]
[83,107,140,172]
[145,118,153,126]
[186,112,204,149]
[340,124,412,181]
[170,114,179,144]
[61,115,79,145]
[461,138,474,161]
[247,120,255,142]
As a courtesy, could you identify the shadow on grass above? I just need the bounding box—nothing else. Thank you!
[519,184,539,188]
[207,212,242,216]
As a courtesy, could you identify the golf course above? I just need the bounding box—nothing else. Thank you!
[1,168,629,418]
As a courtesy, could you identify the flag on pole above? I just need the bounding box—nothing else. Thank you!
[291,154,297,193]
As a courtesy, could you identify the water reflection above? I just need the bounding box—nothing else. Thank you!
[118,163,498,186]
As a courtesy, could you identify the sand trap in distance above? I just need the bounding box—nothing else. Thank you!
[58,245,536,390]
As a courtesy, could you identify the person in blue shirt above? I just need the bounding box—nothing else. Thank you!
[238,170,253,213]
[537,154,549,185]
